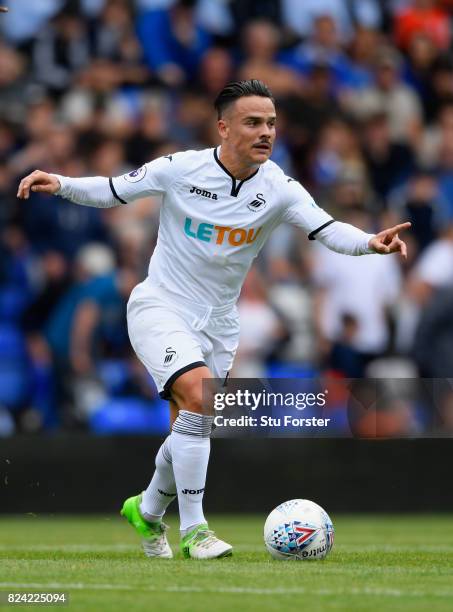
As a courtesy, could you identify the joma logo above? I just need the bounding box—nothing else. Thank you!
[158,489,176,497]
[190,185,218,200]
[182,488,205,495]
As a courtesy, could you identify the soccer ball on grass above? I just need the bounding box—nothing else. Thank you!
[264,499,334,560]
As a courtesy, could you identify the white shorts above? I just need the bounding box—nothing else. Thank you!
[127,280,240,400]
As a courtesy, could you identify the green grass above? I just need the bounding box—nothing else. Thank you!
[1,514,453,611]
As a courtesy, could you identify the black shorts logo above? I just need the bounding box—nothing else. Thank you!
[163,347,177,367]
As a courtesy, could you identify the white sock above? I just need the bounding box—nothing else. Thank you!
[171,410,214,534]
[140,436,176,523]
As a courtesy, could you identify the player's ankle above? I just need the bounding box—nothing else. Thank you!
[141,511,163,526]
[181,522,207,538]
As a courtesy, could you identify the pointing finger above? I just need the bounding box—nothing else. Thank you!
[388,222,411,237]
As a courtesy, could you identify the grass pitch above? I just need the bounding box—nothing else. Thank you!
[1,514,453,611]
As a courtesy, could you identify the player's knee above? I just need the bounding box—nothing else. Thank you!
[171,384,203,412]
[171,367,212,414]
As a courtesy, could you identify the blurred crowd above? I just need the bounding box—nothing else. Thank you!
[1,0,453,436]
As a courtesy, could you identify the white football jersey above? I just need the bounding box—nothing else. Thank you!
[110,146,333,306]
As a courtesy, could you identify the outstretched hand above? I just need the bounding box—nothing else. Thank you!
[368,222,411,259]
[17,170,61,200]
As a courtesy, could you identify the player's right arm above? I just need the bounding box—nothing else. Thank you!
[17,170,61,199]
[17,154,180,207]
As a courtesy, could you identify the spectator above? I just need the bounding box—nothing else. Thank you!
[398,222,453,352]
[8,98,57,177]
[125,94,172,165]
[282,14,363,90]
[69,266,137,378]
[234,268,288,377]
[137,0,211,87]
[22,250,71,334]
[343,45,423,145]
[413,286,453,377]
[44,243,117,363]
[279,63,341,179]
[326,313,367,377]
[310,209,402,365]
[169,90,213,148]
[407,222,453,305]
[345,26,381,90]
[388,169,449,253]
[434,107,453,217]
[89,0,149,87]
[229,0,282,36]
[362,111,415,204]
[426,56,453,125]
[393,0,450,52]
[0,43,33,126]
[282,0,382,43]
[310,118,367,198]
[60,59,136,137]
[21,251,71,430]
[89,138,129,177]
[30,6,91,96]
[402,32,439,121]
[0,0,63,44]
[21,182,109,259]
[198,47,234,97]
[238,20,302,98]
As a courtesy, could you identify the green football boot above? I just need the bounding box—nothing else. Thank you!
[121,493,172,558]
[180,524,232,559]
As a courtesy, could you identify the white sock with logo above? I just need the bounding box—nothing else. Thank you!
[170,410,214,535]
[140,436,176,523]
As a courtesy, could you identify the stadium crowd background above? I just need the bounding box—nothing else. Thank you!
[1,0,453,437]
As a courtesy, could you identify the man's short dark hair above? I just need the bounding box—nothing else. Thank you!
[214,80,274,119]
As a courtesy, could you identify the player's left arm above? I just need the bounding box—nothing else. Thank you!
[314,219,411,259]
[366,223,411,259]
[281,179,410,258]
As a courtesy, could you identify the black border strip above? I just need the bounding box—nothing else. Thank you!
[109,177,127,204]
[159,361,207,400]
[308,219,335,241]
[213,148,259,197]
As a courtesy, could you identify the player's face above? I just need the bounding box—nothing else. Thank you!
[219,96,276,165]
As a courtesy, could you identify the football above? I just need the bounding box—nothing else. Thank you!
[264,499,334,560]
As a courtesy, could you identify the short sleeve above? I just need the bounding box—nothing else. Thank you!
[280,179,333,238]
[109,153,181,204]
